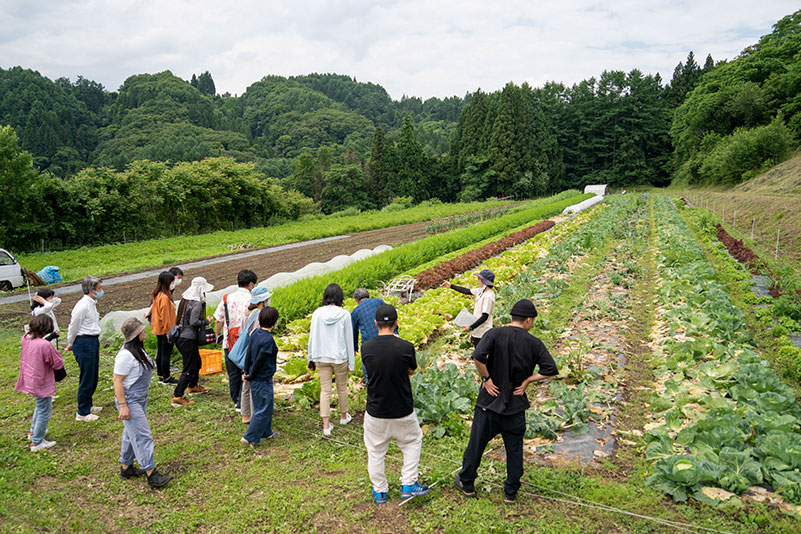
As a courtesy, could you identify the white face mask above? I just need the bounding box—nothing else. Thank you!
[170,281,177,290]
[174,278,182,287]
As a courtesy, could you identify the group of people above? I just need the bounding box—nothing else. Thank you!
[15,264,558,503]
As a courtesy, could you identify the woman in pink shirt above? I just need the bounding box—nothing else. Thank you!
[15,315,65,451]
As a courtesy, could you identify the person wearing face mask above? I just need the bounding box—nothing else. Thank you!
[150,271,178,385]
[441,268,496,346]
[65,275,104,422]
[168,267,184,294]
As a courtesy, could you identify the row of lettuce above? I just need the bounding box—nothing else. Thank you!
[269,190,591,325]
[644,194,801,507]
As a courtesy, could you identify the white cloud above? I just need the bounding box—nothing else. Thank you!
[0,0,797,99]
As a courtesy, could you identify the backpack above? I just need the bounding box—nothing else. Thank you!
[227,313,258,370]
[223,294,241,348]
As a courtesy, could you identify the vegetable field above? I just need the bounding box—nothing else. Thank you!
[2,191,801,533]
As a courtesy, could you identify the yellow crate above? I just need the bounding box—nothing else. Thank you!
[199,349,223,375]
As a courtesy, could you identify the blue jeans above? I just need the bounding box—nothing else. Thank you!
[243,380,274,443]
[73,335,99,416]
[30,396,53,445]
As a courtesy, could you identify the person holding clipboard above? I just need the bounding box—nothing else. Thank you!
[441,268,496,346]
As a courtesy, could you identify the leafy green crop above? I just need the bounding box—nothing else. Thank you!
[411,363,478,438]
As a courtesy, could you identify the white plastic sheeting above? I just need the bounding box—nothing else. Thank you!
[584,184,608,196]
[562,194,605,214]
[98,245,393,340]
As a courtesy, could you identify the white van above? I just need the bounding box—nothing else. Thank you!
[0,248,24,290]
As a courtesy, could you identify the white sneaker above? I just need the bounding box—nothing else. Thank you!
[30,439,56,451]
[340,414,352,425]
[90,406,103,415]
[75,413,99,422]
[323,424,333,436]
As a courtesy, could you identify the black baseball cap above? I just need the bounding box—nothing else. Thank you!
[510,299,538,318]
[375,304,398,323]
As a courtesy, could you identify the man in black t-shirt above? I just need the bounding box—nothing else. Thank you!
[454,299,558,504]
[361,304,429,504]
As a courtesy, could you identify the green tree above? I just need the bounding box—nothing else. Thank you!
[0,125,42,247]
[396,115,428,201]
[320,164,367,213]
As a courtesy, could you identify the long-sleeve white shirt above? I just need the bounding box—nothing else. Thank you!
[32,297,62,333]
[67,295,101,345]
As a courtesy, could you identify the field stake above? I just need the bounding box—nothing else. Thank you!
[722,206,725,223]
[751,218,755,241]
[776,228,780,259]
[733,210,736,228]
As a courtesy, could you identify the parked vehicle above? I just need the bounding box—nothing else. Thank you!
[0,248,25,290]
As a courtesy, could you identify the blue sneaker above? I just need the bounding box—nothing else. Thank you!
[371,488,388,504]
[400,482,429,498]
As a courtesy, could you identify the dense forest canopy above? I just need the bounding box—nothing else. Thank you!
[1,9,799,252]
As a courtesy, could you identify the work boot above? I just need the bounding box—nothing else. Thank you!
[171,396,194,407]
[147,469,173,489]
[187,386,210,395]
[120,465,147,479]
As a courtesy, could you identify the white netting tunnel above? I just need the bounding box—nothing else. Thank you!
[99,245,393,341]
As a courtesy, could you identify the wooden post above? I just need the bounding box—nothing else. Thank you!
[733,210,736,229]
[776,228,780,260]
[722,206,725,223]
[751,218,755,242]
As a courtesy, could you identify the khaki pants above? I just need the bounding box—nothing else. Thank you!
[317,361,349,418]
[363,412,423,493]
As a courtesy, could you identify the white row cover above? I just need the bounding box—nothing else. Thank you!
[584,184,608,196]
[562,194,606,214]
[99,245,393,341]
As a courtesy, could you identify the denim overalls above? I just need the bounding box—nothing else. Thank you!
[116,357,155,471]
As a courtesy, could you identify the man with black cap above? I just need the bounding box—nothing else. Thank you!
[454,299,558,504]
[360,304,429,504]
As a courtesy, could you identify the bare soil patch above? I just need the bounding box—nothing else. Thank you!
[0,221,429,327]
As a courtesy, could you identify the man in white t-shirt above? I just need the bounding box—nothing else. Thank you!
[214,270,257,411]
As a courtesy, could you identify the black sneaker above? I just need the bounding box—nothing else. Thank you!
[503,491,517,505]
[454,475,476,498]
[147,469,173,489]
[120,465,147,479]
[164,377,178,385]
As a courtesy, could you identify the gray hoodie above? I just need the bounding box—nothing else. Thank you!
[307,305,355,371]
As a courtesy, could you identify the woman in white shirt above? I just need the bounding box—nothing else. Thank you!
[307,283,355,436]
[113,318,171,489]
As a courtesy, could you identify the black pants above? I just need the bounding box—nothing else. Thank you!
[174,337,201,398]
[458,406,526,496]
[225,349,242,408]
[155,334,174,379]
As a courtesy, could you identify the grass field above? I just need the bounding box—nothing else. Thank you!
[13,199,521,283]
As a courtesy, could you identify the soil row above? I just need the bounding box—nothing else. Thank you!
[413,220,555,290]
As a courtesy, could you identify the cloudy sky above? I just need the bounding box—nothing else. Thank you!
[0,1,797,100]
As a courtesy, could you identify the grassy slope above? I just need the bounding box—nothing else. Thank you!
[12,200,517,283]
[673,151,801,273]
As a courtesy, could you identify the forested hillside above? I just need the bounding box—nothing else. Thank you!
[2,9,800,252]
[671,10,801,185]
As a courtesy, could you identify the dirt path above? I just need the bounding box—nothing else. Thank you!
[0,221,430,328]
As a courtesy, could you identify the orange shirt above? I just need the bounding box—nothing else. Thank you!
[150,292,176,336]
